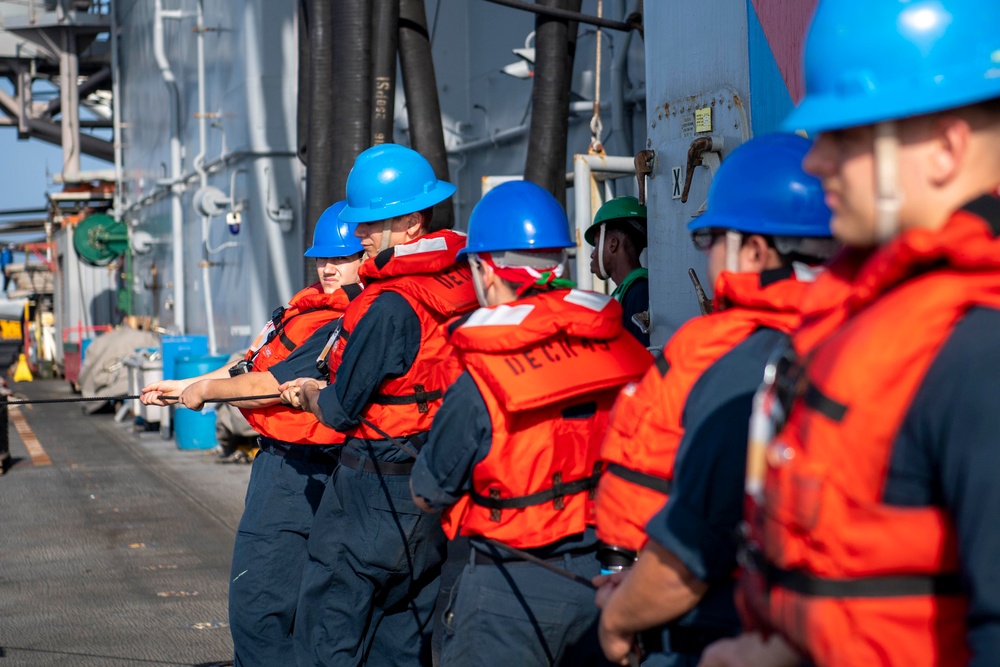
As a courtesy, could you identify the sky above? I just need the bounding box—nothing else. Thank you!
[0,79,111,245]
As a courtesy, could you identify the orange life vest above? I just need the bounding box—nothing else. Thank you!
[742,198,1000,667]
[439,289,652,549]
[239,282,362,445]
[330,230,478,441]
[594,269,814,554]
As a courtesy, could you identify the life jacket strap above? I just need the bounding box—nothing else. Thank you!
[605,462,673,495]
[471,465,603,519]
[371,384,443,413]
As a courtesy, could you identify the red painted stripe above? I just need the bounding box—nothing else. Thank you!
[749,0,820,103]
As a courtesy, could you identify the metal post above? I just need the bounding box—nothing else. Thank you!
[59,29,81,180]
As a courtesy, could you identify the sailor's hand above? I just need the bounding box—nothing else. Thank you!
[697,633,800,667]
[178,380,210,411]
[279,378,325,411]
[598,609,636,667]
[593,571,626,609]
[140,379,189,405]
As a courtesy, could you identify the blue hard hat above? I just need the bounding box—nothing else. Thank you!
[339,144,456,223]
[688,134,831,237]
[304,201,364,258]
[784,0,1000,134]
[458,181,574,259]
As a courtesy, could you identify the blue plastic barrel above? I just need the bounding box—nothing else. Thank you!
[160,335,208,381]
[173,353,229,450]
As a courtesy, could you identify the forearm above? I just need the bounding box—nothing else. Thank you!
[197,372,281,408]
[603,541,706,634]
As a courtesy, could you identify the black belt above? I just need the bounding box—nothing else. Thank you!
[258,438,340,465]
[340,448,414,475]
[472,544,596,566]
[639,625,737,656]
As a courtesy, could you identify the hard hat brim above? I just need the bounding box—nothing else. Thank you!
[339,181,457,223]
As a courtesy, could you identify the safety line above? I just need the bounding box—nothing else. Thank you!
[2,393,282,406]
[9,406,50,466]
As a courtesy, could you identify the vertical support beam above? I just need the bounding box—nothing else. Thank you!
[16,66,32,140]
[60,29,81,179]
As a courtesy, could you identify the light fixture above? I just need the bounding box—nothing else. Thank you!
[501,32,536,80]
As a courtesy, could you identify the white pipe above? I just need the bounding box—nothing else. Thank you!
[572,153,636,290]
[194,0,218,354]
[153,0,186,334]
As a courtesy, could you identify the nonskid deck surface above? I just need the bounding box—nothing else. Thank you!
[0,379,248,666]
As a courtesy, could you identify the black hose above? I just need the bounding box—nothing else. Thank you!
[371,0,399,146]
[399,0,454,230]
[524,0,582,207]
[304,0,371,283]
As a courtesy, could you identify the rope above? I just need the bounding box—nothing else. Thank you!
[2,393,282,406]
[589,0,604,154]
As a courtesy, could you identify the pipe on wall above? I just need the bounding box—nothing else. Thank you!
[524,0,583,207]
[572,153,638,290]
[194,0,219,354]
[398,0,453,230]
[153,0,186,334]
[371,0,398,146]
[296,0,310,166]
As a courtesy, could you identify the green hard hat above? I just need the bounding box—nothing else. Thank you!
[584,196,647,246]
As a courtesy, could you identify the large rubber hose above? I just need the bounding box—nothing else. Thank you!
[524,0,583,208]
[399,0,454,230]
[303,0,371,278]
[371,0,399,146]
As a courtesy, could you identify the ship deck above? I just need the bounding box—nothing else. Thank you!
[0,378,249,666]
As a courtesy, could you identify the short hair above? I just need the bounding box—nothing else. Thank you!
[606,219,647,253]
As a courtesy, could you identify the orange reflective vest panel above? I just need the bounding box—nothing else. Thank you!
[440,289,652,549]
[742,200,1000,667]
[331,230,478,440]
[595,269,814,554]
[239,282,362,445]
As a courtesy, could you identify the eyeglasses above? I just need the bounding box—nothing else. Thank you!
[690,228,728,251]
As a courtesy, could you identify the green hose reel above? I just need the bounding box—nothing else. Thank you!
[73,213,129,267]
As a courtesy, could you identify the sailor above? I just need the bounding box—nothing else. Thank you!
[279,144,478,667]
[410,180,652,666]
[593,134,837,667]
[140,201,364,666]
[585,196,650,346]
[698,1,1000,666]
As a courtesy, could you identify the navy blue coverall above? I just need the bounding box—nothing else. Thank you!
[292,291,446,667]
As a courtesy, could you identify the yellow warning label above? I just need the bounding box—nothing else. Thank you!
[695,106,713,133]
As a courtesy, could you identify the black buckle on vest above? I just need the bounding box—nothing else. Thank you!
[489,489,502,522]
[472,472,600,518]
[552,472,565,510]
[371,385,443,412]
[588,462,602,500]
